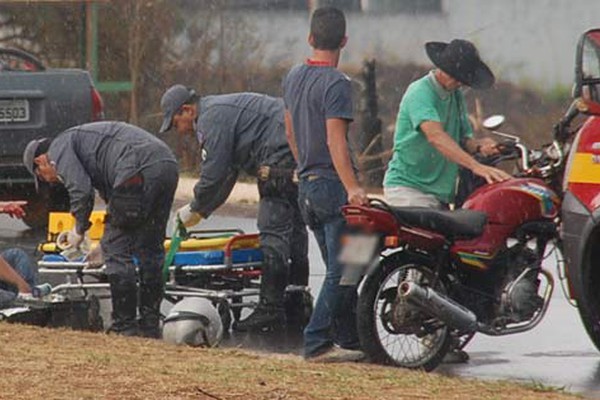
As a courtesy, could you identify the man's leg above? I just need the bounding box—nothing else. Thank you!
[135,162,178,338]
[102,223,138,336]
[285,197,311,330]
[0,248,37,306]
[324,217,359,350]
[301,177,357,357]
[1,248,37,288]
[289,198,309,286]
[234,194,292,332]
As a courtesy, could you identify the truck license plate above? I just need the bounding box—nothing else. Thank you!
[0,99,29,122]
[338,234,379,265]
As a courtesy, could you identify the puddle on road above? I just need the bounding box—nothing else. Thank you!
[525,350,600,358]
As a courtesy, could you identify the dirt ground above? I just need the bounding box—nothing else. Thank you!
[2,179,576,399]
[0,323,580,400]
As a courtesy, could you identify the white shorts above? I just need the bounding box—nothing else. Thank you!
[383,185,443,209]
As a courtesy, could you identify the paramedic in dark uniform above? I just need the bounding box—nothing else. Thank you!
[22,122,178,337]
[159,85,309,332]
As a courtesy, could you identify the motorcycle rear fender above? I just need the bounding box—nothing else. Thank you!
[562,190,600,300]
[342,204,399,235]
[364,247,437,280]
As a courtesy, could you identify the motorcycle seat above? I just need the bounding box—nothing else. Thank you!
[390,207,487,239]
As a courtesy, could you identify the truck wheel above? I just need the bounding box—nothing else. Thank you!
[22,185,70,230]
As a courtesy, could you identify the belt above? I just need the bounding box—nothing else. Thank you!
[257,165,298,183]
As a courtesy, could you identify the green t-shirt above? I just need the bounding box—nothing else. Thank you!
[383,72,473,204]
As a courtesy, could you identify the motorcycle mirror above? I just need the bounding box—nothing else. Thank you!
[573,28,600,114]
[482,115,506,130]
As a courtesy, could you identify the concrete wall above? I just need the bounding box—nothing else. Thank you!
[218,0,600,89]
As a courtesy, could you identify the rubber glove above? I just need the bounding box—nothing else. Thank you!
[85,244,104,269]
[176,204,202,228]
[57,227,85,250]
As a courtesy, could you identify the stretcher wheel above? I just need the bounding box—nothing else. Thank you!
[231,295,242,322]
[216,301,232,333]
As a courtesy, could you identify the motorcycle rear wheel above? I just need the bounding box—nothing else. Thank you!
[357,253,452,371]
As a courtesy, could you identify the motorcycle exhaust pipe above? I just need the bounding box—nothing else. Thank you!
[399,281,478,334]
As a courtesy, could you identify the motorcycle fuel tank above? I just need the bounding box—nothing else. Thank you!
[462,178,561,227]
[453,178,560,272]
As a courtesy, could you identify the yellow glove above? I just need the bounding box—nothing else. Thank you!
[176,204,202,228]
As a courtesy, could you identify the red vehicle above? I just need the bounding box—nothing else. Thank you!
[340,29,600,371]
[561,28,600,353]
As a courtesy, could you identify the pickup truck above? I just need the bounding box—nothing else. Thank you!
[0,48,104,228]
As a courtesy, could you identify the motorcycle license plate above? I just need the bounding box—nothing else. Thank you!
[338,234,379,266]
[0,99,29,123]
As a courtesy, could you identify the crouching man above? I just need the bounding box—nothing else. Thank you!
[23,122,178,337]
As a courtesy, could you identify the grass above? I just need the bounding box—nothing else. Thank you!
[0,323,583,400]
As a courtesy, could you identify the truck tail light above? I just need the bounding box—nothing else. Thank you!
[91,87,104,121]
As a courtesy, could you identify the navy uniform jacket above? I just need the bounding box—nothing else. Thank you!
[191,93,295,217]
[48,121,176,233]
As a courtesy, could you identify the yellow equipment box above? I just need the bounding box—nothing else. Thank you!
[47,211,106,242]
[42,211,260,253]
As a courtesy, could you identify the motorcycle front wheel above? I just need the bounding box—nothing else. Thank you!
[357,253,452,371]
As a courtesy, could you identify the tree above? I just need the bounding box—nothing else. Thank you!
[0,1,177,125]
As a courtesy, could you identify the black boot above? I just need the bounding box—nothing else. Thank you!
[138,276,163,339]
[233,248,287,332]
[233,302,286,332]
[107,275,138,336]
[284,289,313,333]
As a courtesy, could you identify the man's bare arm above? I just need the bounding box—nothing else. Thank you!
[0,256,31,293]
[326,118,368,205]
[421,121,511,184]
[284,110,299,162]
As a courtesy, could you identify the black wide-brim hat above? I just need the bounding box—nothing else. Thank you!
[425,39,495,89]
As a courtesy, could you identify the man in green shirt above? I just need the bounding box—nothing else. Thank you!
[384,39,510,209]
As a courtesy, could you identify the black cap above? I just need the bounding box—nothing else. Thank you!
[159,84,196,133]
[22,138,50,191]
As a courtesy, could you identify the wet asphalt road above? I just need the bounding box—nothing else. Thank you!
[3,212,600,399]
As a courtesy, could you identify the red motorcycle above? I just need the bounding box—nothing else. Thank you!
[341,29,600,372]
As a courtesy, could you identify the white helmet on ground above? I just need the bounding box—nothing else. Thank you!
[162,297,223,347]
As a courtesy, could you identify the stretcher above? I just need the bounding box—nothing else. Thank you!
[36,211,312,331]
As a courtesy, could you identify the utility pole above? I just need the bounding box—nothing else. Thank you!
[358,59,384,187]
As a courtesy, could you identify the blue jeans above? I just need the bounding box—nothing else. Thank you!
[0,248,37,307]
[299,176,359,357]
